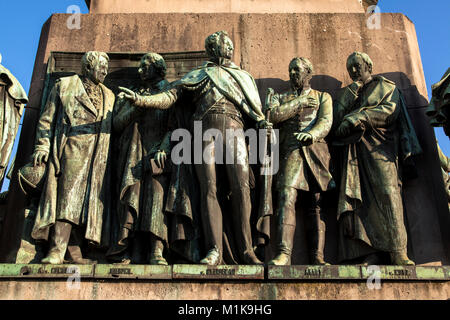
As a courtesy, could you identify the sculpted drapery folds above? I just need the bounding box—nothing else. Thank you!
[0,54,28,189]
[119,31,271,265]
[266,57,335,266]
[426,68,450,136]
[332,52,421,265]
[108,53,174,265]
[30,51,114,264]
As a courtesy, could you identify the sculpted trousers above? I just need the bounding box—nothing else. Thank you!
[47,220,84,262]
[194,113,253,262]
[276,186,326,262]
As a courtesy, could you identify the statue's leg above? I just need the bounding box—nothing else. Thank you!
[41,220,72,264]
[306,192,329,265]
[195,142,223,265]
[268,186,297,265]
[66,225,95,264]
[149,234,168,265]
[225,152,262,264]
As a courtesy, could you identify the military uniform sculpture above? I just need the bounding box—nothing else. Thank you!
[119,31,271,265]
[30,51,114,264]
[11,34,425,267]
[332,52,421,265]
[266,57,335,266]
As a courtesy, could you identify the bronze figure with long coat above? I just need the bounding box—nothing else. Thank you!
[108,53,174,264]
[31,51,114,264]
[267,57,335,266]
[333,52,421,265]
[0,54,28,189]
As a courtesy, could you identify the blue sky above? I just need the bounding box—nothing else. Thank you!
[0,0,449,191]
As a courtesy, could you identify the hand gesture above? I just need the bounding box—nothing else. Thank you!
[118,87,137,103]
[257,119,273,130]
[32,150,49,167]
[335,120,352,137]
[349,81,364,94]
[294,132,313,144]
[154,150,167,169]
[300,96,319,108]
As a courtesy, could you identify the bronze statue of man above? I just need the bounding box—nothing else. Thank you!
[333,51,421,265]
[266,57,335,265]
[31,51,115,264]
[108,53,172,265]
[0,53,28,189]
[120,31,271,265]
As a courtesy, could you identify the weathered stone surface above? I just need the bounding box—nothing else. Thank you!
[1,13,448,267]
[172,265,264,280]
[0,279,448,300]
[87,0,368,14]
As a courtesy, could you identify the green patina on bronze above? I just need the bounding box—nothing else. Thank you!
[0,56,28,193]
[426,68,450,136]
[172,264,264,279]
[107,53,175,266]
[94,264,172,279]
[119,31,270,266]
[332,52,421,266]
[266,57,334,267]
[268,265,362,280]
[0,263,94,278]
[19,51,115,265]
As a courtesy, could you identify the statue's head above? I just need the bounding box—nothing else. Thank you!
[0,53,2,64]
[289,57,314,89]
[139,52,167,82]
[81,51,109,84]
[205,31,234,60]
[346,52,373,83]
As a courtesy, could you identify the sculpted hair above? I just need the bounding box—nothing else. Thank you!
[347,51,373,73]
[289,57,314,75]
[141,52,167,77]
[205,31,230,58]
[81,51,109,76]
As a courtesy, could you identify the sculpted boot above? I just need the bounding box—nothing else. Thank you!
[200,246,221,265]
[66,226,95,264]
[307,213,330,265]
[41,221,71,264]
[268,224,295,265]
[390,251,415,265]
[149,238,168,265]
[242,249,264,265]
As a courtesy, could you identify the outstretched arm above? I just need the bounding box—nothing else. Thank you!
[119,86,179,110]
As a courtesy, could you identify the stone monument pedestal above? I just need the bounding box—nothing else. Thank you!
[0,264,448,299]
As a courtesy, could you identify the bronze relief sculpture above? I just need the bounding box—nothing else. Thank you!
[119,31,271,265]
[266,57,335,266]
[30,51,114,264]
[108,53,172,265]
[332,52,421,266]
[0,53,28,189]
[426,68,450,137]
[10,37,426,268]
